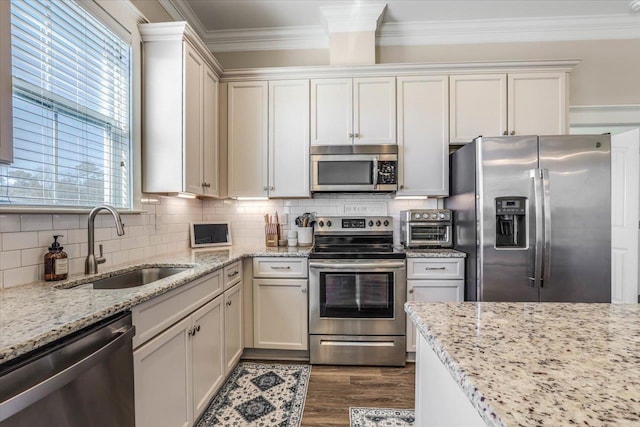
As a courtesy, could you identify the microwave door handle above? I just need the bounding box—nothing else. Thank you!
[372,158,378,188]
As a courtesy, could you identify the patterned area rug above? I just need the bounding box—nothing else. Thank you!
[350,407,415,427]
[196,362,311,427]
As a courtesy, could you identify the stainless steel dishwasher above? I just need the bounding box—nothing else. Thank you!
[0,312,135,426]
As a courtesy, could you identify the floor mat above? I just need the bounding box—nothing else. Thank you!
[349,407,415,427]
[196,362,311,427]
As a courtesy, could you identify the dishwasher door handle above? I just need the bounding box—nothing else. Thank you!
[0,325,135,422]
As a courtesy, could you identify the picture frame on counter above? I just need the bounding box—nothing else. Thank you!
[190,221,232,248]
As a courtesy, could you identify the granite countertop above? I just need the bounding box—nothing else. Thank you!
[405,302,640,427]
[404,248,466,258]
[0,245,310,365]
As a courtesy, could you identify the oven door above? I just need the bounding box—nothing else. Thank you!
[309,259,406,336]
[407,222,452,247]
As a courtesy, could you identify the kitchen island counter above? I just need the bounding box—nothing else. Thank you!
[405,301,640,427]
[0,245,310,364]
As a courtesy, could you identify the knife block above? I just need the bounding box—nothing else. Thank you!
[265,224,280,247]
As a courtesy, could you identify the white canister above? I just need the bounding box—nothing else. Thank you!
[288,238,298,247]
[298,227,312,246]
[287,230,297,240]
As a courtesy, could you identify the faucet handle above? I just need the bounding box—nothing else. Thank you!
[96,244,106,265]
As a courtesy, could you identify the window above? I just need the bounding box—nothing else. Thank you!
[2,0,131,208]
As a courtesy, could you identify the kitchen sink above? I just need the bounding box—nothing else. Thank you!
[69,267,191,290]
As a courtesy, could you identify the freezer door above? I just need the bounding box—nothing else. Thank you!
[538,135,611,302]
[479,136,539,301]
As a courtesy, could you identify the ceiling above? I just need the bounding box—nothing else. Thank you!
[159,0,640,52]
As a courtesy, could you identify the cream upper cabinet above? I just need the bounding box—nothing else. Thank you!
[397,76,449,197]
[227,81,269,197]
[449,74,507,144]
[311,77,396,145]
[508,72,567,136]
[227,79,310,198]
[140,23,219,197]
[0,0,12,164]
[268,79,310,197]
[450,72,567,144]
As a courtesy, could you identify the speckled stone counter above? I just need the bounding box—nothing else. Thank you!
[405,302,640,427]
[0,245,310,364]
[404,248,466,258]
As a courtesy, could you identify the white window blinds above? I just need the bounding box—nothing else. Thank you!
[2,0,131,208]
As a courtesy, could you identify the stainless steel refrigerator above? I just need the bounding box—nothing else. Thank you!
[445,135,611,302]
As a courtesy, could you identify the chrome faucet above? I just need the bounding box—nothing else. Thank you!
[85,205,125,274]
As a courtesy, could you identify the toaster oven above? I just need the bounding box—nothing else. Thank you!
[400,209,453,248]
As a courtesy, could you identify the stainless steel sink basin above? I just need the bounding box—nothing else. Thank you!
[87,267,190,289]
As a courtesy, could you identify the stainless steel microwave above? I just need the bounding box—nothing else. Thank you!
[310,145,398,192]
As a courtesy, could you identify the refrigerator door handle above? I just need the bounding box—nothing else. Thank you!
[529,168,544,288]
[541,168,552,287]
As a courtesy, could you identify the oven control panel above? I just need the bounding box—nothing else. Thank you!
[315,216,393,232]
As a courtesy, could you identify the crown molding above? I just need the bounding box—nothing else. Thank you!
[203,26,328,53]
[378,14,640,46]
[156,2,640,52]
[220,59,580,82]
[570,104,640,127]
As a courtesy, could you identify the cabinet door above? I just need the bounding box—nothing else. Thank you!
[224,283,243,374]
[191,296,225,420]
[310,78,353,145]
[253,278,308,350]
[228,81,268,197]
[269,79,310,197]
[397,76,449,196]
[202,66,219,196]
[407,279,463,352]
[354,77,396,145]
[134,316,191,427]
[450,74,507,144]
[183,42,204,194]
[508,72,567,136]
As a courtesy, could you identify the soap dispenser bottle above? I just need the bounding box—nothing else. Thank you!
[44,235,68,281]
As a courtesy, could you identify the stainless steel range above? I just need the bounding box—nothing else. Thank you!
[308,216,406,366]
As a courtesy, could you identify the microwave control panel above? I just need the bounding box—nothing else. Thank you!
[377,161,397,184]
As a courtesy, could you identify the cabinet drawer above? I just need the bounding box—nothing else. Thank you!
[408,258,464,280]
[253,257,308,278]
[132,270,222,348]
[223,261,242,290]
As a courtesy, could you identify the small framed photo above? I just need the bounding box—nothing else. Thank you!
[190,222,232,248]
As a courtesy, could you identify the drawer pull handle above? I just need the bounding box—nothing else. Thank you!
[270,266,291,270]
[425,267,446,270]
[227,271,239,278]
[227,300,232,306]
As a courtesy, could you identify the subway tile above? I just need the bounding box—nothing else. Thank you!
[22,247,47,267]
[3,265,40,287]
[0,215,21,233]
[21,214,53,232]
[53,214,80,230]
[3,232,38,251]
[38,230,68,248]
[0,251,21,270]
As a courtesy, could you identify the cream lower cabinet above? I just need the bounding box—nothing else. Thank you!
[397,76,449,196]
[132,270,225,427]
[224,283,243,374]
[134,296,224,427]
[252,257,308,350]
[407,258,464,352]
[449,72,567,144]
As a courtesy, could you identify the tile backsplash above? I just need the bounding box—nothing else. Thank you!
[0,194,438,289]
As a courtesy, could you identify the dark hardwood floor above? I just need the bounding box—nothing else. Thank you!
[301,363,416,426]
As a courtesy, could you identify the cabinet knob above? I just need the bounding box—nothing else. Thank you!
[188,327,194,336]
[502,130,508,136]
[196,325,201,332]
[270,186,274,191]
[400,185,404,189]
[263,186,268,191]
[510,130,516,135]
[348,133,354,138]
[301,288,307,294]
[227,300,232,306]
[409,289,414,294]
[354,133,360,138]
[201,182,210,188]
